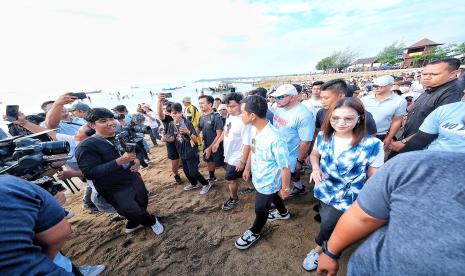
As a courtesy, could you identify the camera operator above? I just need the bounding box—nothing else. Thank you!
[0,175,105,275]
[75,108,164,235]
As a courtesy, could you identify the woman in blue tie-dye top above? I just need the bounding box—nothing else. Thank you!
[302,97,385,271]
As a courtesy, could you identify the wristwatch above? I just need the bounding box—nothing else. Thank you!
[322,241,340,260]
[401,138,407,144]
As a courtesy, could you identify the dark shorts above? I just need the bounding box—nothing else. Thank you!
[225,163,244,181]
[203,150,224,167]
[166,142,179,160]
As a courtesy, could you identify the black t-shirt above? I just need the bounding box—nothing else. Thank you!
[76,136,143,195]
[198,112,224,147]
[316,108,378,135]
[166,118,198,159]
[402,79,463,137]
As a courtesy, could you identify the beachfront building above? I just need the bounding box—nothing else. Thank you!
[347,57,380,72]
[402,38,443,68]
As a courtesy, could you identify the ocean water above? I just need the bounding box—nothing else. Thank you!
[0,81,256,132]
[84,81,256,113]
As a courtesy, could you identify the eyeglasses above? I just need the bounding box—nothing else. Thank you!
[274,95,289,101]
[330,115,359,124]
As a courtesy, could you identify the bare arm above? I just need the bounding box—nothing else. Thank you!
[156,94,166,121]
[45,94,77,129]
[17,120,57,140]
[384,116,403,143]
[298,140,311,163]
[317,202,387,275]
[34,218,72,260]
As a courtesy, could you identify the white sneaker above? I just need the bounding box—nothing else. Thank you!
[235,229,260,250]
[199,182,213,195]
[183,183,200,191]
[302,249,320,271]
[124,224,143,234]
[268,209,291,221]
[64,210,75,219]
[151,219,164,235]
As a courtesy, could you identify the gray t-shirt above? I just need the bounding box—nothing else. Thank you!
[349,151,465,275]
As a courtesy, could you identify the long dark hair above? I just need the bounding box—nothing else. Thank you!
[322,97,367,146]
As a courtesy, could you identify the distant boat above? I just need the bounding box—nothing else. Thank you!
[130,86,139,89]
[162,87,177,91]
[203,82,236,93]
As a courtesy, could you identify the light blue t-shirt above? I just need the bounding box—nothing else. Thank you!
[419,101,465,153]
[272,103,315,172]
[57,121,81,136]
[250,123,290,194]
[361,93,407,134]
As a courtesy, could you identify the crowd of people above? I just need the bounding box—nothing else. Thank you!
[0,57,464,275]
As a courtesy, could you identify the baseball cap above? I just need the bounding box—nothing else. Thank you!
[270,84,298,97]
[373,75,395,87]
[69,102,91,112]
[218,104,227,110]
[182,96,191,103]
[112,105,127,112]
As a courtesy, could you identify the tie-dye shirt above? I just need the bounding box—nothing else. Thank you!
[313,132,384,211]
[250,123,290,194]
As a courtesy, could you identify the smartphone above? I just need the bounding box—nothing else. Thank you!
[6,105,19,121]
[162,92,172,98]
[70,92,87,99]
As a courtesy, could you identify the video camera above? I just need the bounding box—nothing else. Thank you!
[0,134,71,195]
[115,114,150,153]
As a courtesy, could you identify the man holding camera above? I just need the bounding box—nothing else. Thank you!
[76,108,164,235]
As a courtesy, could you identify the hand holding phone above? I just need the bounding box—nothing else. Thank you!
[5,105,19,122]
[69,92,87,99]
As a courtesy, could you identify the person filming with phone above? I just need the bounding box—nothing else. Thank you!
[75,108,165,236]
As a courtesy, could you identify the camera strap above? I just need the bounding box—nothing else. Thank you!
[94,135,122,157]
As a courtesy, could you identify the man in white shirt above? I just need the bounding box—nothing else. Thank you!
[212,92,251,211]
[302,81,324,118]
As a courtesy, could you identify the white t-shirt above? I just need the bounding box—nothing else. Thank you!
[143,111,159,128]
[223,115,251,166]
[332,135,384,167]
[308,97,323,116]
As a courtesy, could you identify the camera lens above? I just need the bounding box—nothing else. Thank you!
[41,141,70,155]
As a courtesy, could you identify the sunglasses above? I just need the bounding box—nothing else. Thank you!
[274,95,289,101]
[330,115,359,124]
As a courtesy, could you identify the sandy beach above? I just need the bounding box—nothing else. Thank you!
[61,142,356,275]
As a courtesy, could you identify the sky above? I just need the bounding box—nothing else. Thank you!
[0,0,464,95]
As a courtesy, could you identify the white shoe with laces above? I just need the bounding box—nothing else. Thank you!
[302,249,320,271]
[235,229,260,250]
[199,181,214,195]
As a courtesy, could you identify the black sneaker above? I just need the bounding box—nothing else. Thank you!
[222,197,239,211]
[240,187,255,194]
[174,175,182,184]
[289,186,306,197]
[208,177,218,182]
[312,204,319,212]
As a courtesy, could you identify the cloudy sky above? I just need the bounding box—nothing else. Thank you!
[0,0,464,95]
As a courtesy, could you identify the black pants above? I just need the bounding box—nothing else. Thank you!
[101,178,156,228]
[315,201,343,246]
[250,191,287,234]
[182,158,208,186]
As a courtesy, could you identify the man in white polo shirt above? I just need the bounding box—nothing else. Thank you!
[361,75,407,147]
